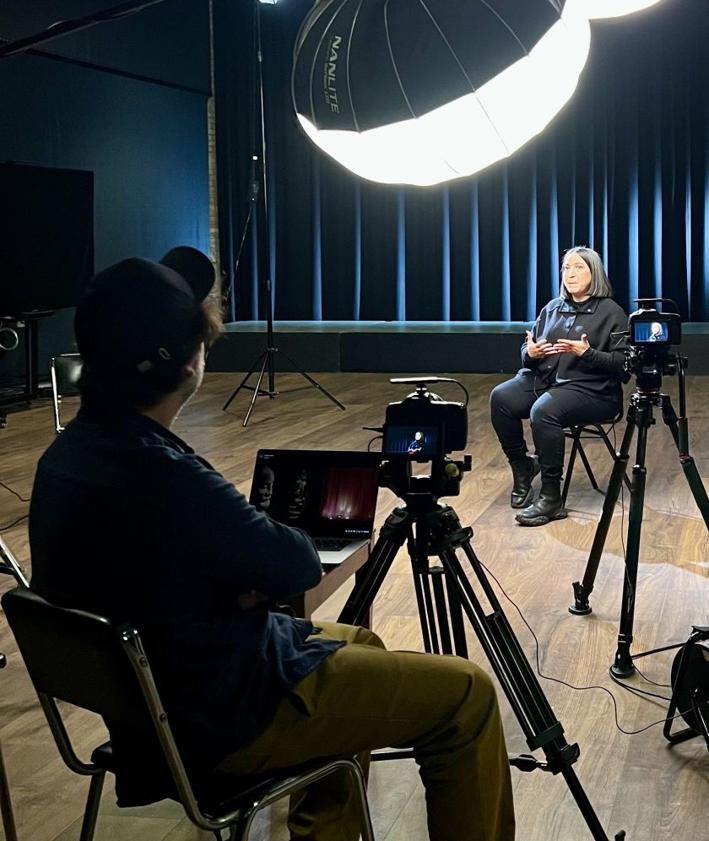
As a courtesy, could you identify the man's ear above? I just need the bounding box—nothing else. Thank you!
[182,343,204,379]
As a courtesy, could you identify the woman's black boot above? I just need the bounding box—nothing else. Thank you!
[509,455,540,509]
[515,479,567,526]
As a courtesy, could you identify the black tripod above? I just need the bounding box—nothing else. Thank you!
[221,1,344,426]
[569,356,709,677]
[340,483,625,841]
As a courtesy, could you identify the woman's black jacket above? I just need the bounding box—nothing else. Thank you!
[516,296,629,398]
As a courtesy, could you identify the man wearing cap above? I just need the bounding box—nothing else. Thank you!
[29,250,514,841]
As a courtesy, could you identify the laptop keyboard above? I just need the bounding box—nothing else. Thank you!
[314,538,351,552]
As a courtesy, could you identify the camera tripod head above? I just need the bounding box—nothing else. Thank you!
[379,453,473,508]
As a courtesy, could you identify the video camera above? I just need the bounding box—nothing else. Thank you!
[378,377,471,500]
[625,298,683,392]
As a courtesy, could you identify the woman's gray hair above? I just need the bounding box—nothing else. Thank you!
[559,246,613,299]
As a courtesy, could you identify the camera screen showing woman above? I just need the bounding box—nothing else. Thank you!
[489,246,628,527]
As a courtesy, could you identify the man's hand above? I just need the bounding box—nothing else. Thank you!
[237,590,270,610]
[525,330,559,359]
[552,334,591,357]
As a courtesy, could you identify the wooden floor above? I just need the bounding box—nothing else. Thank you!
[1,371,708,841]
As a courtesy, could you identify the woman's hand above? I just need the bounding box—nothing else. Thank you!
[552,334,591,357]
[525,330,557,359]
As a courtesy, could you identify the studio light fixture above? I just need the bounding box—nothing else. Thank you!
[573,0,666,19]
[292,0,669,186]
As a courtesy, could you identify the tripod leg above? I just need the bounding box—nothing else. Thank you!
[440,543,618,841]
[660,397,709,530]
[278,350,346,411]
[338,509,410,627]
[408,524,442,654]
[420,565,468,657]
[570,407,636,615]
[241,351,271,427]
[222,350,267,411]
[446,572,468,658]
[611,415,650,678]
[411,560,437,653]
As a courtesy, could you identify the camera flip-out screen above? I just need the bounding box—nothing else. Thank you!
[631,320,670,344]
[383,425,440,457]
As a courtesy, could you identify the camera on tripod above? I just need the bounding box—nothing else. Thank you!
[379,377,471,500]
[625,298,683,391]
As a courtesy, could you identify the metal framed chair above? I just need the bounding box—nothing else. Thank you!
[0,536,29,586]
[1,587,375,841]
[0,653,19,841]
[561,415,631,506]
[50,353,83,433]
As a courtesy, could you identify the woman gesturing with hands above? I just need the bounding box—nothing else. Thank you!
[489,247,628,526]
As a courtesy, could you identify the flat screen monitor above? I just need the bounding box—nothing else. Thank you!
[0,162,94,314]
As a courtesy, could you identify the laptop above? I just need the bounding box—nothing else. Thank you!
[249,449,381,565]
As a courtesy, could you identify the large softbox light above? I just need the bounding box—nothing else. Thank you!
[575,0,666,19]
[292,0,588,185]
[292,0,668,186]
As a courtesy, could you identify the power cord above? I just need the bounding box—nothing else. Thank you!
[0,480,30,503]
[0,513,28,532]
[477,557,692,737]
[0,479,30,530]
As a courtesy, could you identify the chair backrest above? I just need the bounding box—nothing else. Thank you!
[0,587,229,830]
[2,587,152,731]
[50,353,83,433]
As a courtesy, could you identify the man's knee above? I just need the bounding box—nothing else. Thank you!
[316,620,387,650]
[352,626,386,650]
[429,658,500,738]
[442,657,497,708]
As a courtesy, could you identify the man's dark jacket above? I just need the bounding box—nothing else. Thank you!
[29,409,341,802]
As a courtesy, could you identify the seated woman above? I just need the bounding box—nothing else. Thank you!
[490,246,628,526]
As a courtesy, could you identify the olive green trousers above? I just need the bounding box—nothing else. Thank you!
[217,622,515,841]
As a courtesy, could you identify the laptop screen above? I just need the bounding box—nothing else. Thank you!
[249,450,381,538]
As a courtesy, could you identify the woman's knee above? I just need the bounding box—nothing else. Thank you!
[529,401,560,428]
[490,380,520,416]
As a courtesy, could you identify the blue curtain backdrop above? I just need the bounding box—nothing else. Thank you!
[213,0,709,323]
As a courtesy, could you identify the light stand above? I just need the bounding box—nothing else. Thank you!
[221,1,345,426]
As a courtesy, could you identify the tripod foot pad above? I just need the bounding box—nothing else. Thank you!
[610,662,635,679]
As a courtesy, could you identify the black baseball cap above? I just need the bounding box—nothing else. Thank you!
[75,247,215,374]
